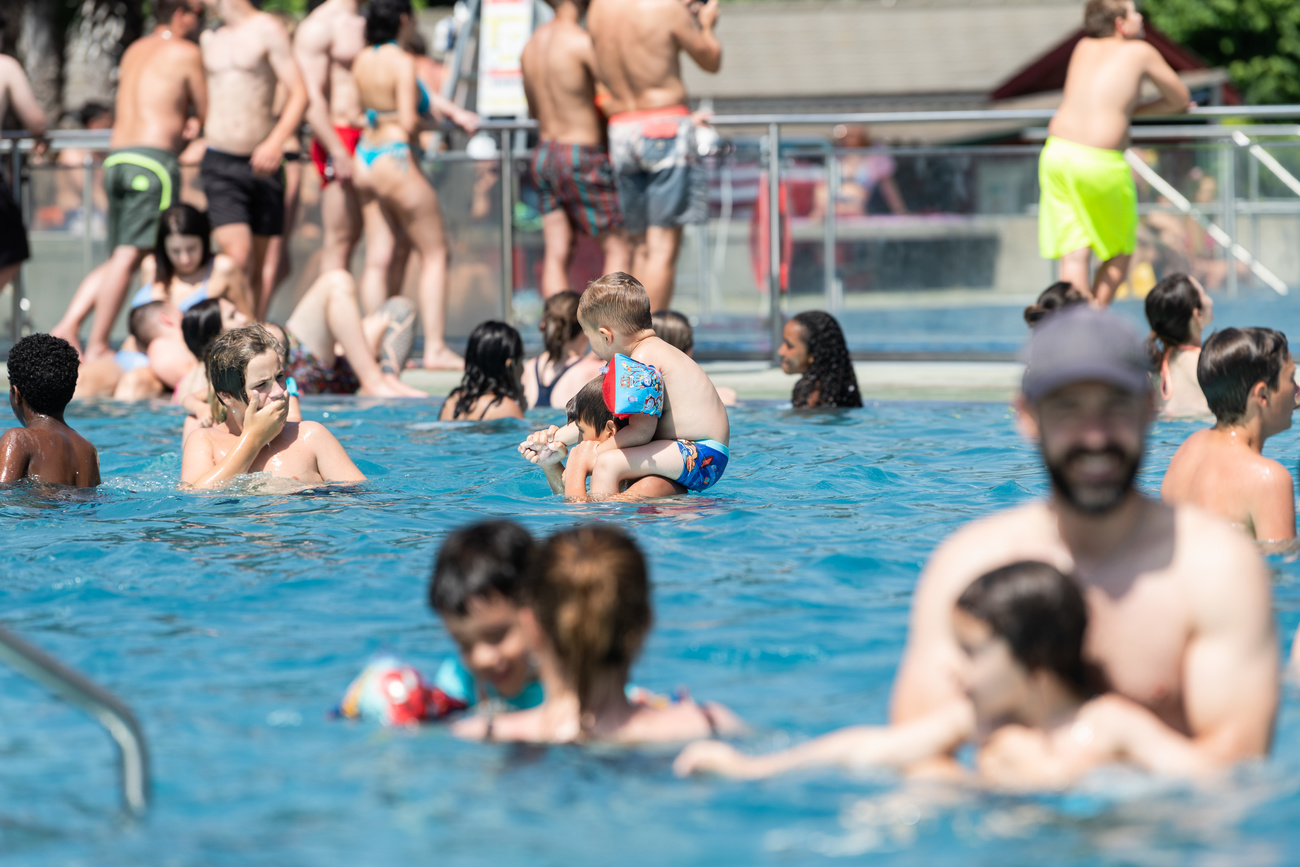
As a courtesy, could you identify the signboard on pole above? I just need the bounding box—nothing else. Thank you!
[477,0,533,118]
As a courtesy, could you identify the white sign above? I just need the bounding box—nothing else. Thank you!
[477,0,533,119]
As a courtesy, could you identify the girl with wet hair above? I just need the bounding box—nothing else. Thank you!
[453,524,742,743]
[521,292,602,410]
[1144,272,1213,418]
[1023,281,1088,327]
[779,311,862,408]
[440,321,528,421]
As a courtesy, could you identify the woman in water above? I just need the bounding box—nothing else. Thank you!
[778,310,862,408]
[676,561,1208,787]
[454,524,743,743]
[1023,281,1088,327]
[351,0,479,371]
[136,204,254,318]
[1146,272,1213,418]
[522,292,602,410]
[440,320,527,421]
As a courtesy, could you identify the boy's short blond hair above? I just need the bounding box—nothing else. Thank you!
[578,272,653,335]
[1083,0,1130,38]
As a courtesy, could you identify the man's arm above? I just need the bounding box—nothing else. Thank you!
[294,18,352,181]
[520,37,540,122]
[672,0,722,75]
[181,42,208,137]
[1133,43,1191,116]
[0,56,48,136]
[252,17,309,175]
[0,428,33,483]
[303,422,366,482]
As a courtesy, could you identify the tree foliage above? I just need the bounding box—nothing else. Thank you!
[1143,0,1300,104]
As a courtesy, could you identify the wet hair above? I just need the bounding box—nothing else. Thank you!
[651,310,693,354]
[578,272,653,335]
[430,520,535,617]
[1084,0,1130,38]
[541,292,583,365]
[365,0,411,45]
[525,525,651,713]
[956,561,1093,698]
[206,325,281,423]
[1024,281,1088,327]
[128,301,170,348]
[154,203,212,289]
[1144,273,1203,367]
[6,334,80,417]
[790,311,862,408]
[181,298,224,362]
[565,376,627,434]
[1197,327,1291,425]
[447,320,526,419]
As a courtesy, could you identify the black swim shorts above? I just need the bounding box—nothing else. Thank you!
[0,172,30,270]
[200,148,286,236]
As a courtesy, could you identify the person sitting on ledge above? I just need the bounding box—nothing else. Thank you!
[779,310,861,408]
[2,334,101,487]
[1145,272,1212,419]
[1161,327,1296,545]
[181,324,365,488]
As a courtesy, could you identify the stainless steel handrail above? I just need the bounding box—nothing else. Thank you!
[0,626,150,816]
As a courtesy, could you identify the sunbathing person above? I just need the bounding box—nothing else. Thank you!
[133,203,254,318]
[652,310,737,406]
[779,310,861,408]
[2,334,101,487]
[180,325,365,488]
[454,524,742,743]
[1161,327,1296,544]
[439,321,527,421]
[1023,281,1088,328]
[675,561,1209,787]
[1145,272,1212,418]
[521,292,602,411]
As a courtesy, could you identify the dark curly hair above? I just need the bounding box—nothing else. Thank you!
[447,320,527,419]
[364,0,411,45]
[790,311,861,408]
[7,334,80,417]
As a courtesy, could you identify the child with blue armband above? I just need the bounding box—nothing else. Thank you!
[520,272,730,498]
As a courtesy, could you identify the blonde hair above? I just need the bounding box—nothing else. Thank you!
[1084,0,1130,37]
[526,525,651,712]
[206,324,281,424]
[578,272,653,335]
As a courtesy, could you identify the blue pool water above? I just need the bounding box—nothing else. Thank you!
[3,397,1300,864]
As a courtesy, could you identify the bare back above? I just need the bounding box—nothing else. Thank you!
[112,33,206,152]
[521,19,602,145]
[587,0,717,111]
[351,43,417,144]
[202,15,283,153]
[0,423,101,488]
[1049,38,1170,150]
[630,335,729,444]
[295,0,365,127]
[1161,429,1296,540]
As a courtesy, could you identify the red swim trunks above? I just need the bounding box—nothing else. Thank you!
[310,126,363,184]
[530,140,624,237]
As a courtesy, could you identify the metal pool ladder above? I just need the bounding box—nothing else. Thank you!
[0,626,150,816]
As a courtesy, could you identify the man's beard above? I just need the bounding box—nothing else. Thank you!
[1044,445,1141,515]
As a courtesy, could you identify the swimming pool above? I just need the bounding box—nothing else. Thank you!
[3,398,1300,864]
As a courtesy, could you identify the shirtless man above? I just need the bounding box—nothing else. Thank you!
[2,335,100,488]
[1162,327,1297,544]
[522,0,630,297]
[294,0,366,274]
[587,0,721,311]
[891,308,1276,778]
[200,0,308,320]
[181,324,365,488]
[0,53,47,295]
[50,0,206,360]
[1040,0,1191,305]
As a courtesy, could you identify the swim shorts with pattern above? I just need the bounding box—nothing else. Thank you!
[286,331,360,395]
[531,140,623,237]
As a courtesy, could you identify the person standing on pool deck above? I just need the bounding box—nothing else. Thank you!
[181,325,365,488]
[2,335,101,488]
[1161,328,1297,545]
[51,0,207,360]
[199,0,308,320]
[0,54,47,300]
[1039,0,1191,306]
[586,0,721,311]
[890,307,1277,776]
[521,0,631,298]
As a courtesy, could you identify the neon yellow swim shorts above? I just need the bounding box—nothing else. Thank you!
[1038,136,1137,262]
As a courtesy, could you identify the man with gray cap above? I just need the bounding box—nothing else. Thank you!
[889,307,1277,782]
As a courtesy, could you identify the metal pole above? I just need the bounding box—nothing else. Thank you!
[11,144,24,346]
[82,155,94,278]
[767,122,782,366]
[1248,145,1260,260]
[499,130,514,322]
[824,151,840,313]
[1221,135,1238,298]
[0,626,150,816]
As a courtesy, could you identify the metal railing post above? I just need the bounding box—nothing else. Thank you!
[767,122,782,366]
[1220,136,1239,298]
[0,626,150,816]
[11,144,24,345]
[499,130,514,322]
[82,155,94,278]
[824,151,841,313]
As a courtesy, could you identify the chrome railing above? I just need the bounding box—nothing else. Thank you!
[0,626,150,816]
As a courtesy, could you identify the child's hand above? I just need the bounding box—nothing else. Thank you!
[674,740,748,778]
[519,426,560,454]
[522,440,567,467]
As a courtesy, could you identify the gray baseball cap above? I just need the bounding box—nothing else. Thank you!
[1021,306,1151,402]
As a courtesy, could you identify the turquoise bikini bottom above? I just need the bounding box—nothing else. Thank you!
[355,138,411,169]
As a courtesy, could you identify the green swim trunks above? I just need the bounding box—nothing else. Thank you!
[1038,136,1137,262]
[104,146,181,251]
